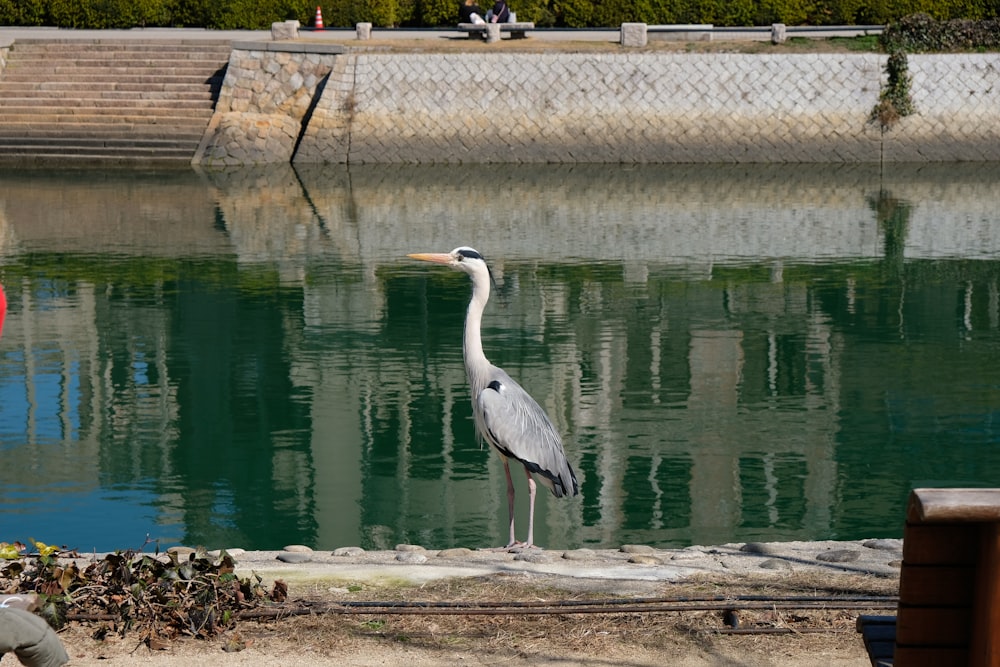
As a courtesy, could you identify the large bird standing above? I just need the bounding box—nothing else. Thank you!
[409,247,578,549]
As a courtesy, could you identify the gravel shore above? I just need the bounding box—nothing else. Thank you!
[145,538,905,595]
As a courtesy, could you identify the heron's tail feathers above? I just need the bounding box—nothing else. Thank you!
[556,462,580,498]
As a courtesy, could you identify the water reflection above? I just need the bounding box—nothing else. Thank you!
[0,164,998,552]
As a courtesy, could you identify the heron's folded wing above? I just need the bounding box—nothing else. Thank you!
[476,375,576,496]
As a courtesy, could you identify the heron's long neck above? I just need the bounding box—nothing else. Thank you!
[463,271,490,374]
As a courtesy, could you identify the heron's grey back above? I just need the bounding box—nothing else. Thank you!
[470,364,578,498]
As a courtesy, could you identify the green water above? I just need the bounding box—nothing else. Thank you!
[0,163,998,552]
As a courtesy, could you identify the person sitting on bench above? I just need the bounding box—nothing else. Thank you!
[459,0,486,24]
[485,0,510,23]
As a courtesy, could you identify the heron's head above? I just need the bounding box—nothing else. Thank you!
[408,247,489,279]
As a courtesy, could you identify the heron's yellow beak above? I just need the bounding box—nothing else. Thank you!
[408,253,453,265]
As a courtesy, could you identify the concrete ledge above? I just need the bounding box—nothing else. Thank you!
[232,40,345,54]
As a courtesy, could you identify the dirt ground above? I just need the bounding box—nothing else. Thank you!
[49,569,895,667]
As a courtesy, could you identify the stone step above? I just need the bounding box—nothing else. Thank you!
[0,87,214,100]
[0,81,219,93]
[3,67,221,85]
[10,38,231,47]
[0,137,204,150]
[0,124,204,139]
[9,53,224,67]
[0,97,213,109]
[0,111,211,124]
[0,39,230,163]
[8,64,223,74]
[0,149,195,163]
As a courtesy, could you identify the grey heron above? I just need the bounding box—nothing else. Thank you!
[408,247,579,549]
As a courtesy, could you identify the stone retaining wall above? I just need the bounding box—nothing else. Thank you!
[195,48,1000,165]
[886,54,1000,161]
[196,43,340,166]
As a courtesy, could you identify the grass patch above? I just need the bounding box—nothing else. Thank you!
[830,34,881,51]
[276,572,897,657]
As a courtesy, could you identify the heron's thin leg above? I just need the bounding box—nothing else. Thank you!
[503,458,517,548]
[524,468,537,548]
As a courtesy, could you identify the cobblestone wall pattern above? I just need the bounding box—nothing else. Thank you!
[883,54,1000,161]
[310,53,886,163]
[199,48,339,166]
[199,50,1000,164]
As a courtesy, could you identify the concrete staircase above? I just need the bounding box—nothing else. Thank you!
[0,39,232,165]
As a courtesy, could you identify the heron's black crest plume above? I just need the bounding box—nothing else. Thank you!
[456,248,484,261]
[457,247,501,299]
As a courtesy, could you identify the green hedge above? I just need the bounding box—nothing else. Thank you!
[0,0,998,29]
[880,11,1000,49]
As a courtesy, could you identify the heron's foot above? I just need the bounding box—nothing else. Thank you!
[480,541,542,552]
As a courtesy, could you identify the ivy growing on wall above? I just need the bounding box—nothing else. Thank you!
[870,50,915,131]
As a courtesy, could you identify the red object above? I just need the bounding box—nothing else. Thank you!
[0,284,6,338]
[314,6,324,29]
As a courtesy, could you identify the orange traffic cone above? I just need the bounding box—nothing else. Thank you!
[314,6,324,29]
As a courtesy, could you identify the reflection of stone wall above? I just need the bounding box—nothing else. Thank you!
[204,165,349,280]
[5,163,999,265]
[198,162,1000,266]
[0,171,226,256]
[294,163,887,264]
[308,163,1000,263]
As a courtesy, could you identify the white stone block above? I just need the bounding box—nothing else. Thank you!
[271,20,299,40]
[485,24,501,43]
[621,23,647,48]
[771,23,786,44]
[357,22,372,40]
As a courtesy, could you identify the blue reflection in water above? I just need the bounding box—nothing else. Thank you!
[0,483,181,552]
[0,163,998,552]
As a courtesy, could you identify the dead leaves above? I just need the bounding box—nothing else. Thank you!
[0,546,282,645]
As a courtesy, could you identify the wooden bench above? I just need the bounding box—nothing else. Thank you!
[457,22,535,39]
[858,488,1000,666]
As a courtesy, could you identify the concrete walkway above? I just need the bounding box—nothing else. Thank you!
[0,27,270,47]
[0,24,881,48]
